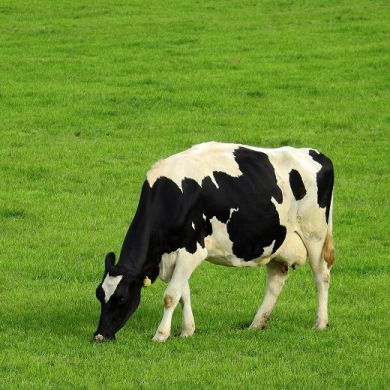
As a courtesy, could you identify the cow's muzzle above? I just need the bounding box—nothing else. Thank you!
[93,333,116,342]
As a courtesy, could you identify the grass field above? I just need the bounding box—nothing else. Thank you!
[1,0,389,388]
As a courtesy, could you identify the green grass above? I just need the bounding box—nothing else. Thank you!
[1,0,389,388]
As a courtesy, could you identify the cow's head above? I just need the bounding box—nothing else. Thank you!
[94,253,142,342]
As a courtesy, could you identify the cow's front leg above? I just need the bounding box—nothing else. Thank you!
[153,246,206,342]
[152,286,180,342]
[180,281,195,337]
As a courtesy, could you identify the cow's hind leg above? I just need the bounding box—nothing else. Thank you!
[153,245,207,342]
[309,233,335,330]
[249,260,288,330]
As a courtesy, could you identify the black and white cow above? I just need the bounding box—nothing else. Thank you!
[94,142,335,342]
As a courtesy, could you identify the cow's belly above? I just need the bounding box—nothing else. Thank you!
[204,216,307,268]
[206,254,271,267]
[272,232,307,267]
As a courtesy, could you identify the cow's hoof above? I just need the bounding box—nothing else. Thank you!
[180,328,195,338]
[249,322,267,330]
[314,319,328,330]
[94,334,105,342]
[249,314,268,330]
[152,331,169,342]
[180,322,195,338]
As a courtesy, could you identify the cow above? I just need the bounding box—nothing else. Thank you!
[94,142,335,342]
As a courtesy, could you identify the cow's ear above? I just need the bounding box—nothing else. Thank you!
[105,252,116,271]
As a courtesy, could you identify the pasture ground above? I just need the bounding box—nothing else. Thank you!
[1,0,389,388]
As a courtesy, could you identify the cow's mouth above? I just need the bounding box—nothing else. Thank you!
[93,333,116,342]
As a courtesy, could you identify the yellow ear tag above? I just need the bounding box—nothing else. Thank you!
[143,276,151,287]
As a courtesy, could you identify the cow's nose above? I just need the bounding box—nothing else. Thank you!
[94,334,105,342]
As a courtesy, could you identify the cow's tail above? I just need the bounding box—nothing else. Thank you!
[323,193,335,269]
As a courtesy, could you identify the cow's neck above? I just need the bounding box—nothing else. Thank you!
[116,182,155,277]
[117,216,151,277]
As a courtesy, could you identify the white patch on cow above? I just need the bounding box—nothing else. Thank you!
[262,240,275,257]
[210,175,219,188]
[202,214,206,221]
[192,222,195,230]
[159,251,177,282]
[206,217,233,258]
[273,232,307,267]
[229,207,238,218]
[102,273,123,303]
[146,142,242,191]
[206,208,237,259]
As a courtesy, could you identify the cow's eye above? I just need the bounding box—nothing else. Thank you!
[117,296,126,305]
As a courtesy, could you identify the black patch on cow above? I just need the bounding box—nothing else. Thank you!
[309,150,334,223]
[201,147,286,260]
[289,169,306,200]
